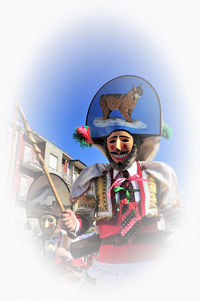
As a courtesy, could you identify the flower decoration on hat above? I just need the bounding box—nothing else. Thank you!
[161,122,173,139]
[73,126,94,148]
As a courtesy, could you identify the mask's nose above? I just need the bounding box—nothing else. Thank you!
[44,219,50,228]
[116,137,121,151]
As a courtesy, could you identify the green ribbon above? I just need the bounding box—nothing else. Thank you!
[114,187,140,201]
[114,187,140,212]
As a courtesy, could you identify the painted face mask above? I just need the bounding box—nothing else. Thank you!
[39,214,57,238]
[106,131,134,164]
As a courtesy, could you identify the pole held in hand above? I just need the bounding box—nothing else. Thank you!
[16,101,65,212]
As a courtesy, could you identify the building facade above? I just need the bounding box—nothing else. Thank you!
[8,121,86,227]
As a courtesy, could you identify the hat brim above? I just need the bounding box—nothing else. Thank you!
[26,173,70,218]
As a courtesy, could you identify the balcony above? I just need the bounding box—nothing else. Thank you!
[20,159,43,172]
[62,170,71,183]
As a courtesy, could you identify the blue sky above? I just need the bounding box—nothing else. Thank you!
[19,17,189,194]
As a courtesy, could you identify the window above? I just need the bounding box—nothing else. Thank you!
[19,176,28,198]
[49,153,58,170]
[24,144,32,162]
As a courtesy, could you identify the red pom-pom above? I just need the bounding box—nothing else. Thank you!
[73,126,93,147]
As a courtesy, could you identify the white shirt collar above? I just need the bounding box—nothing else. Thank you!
[113,161,138,179]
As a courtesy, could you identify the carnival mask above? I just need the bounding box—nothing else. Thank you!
[106,131,134,165]
[39,214,57,238]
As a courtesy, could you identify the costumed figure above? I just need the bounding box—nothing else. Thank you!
[26,173,83,280]
[59,75,181,283]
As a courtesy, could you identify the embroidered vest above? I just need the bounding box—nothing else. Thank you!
[76,166,160,221]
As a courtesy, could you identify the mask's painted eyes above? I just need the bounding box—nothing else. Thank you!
[41,217,55,223]
[121,138,129,142]
[108,139,116,144]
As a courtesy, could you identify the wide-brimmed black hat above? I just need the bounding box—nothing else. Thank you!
[26,173,70,218]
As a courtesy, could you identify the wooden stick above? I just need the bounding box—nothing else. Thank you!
[16,101,65,212]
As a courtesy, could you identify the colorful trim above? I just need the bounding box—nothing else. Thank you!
[136,162,146,218]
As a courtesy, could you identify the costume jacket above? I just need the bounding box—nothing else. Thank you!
[70,161,180,264]
[33,229,70,263]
